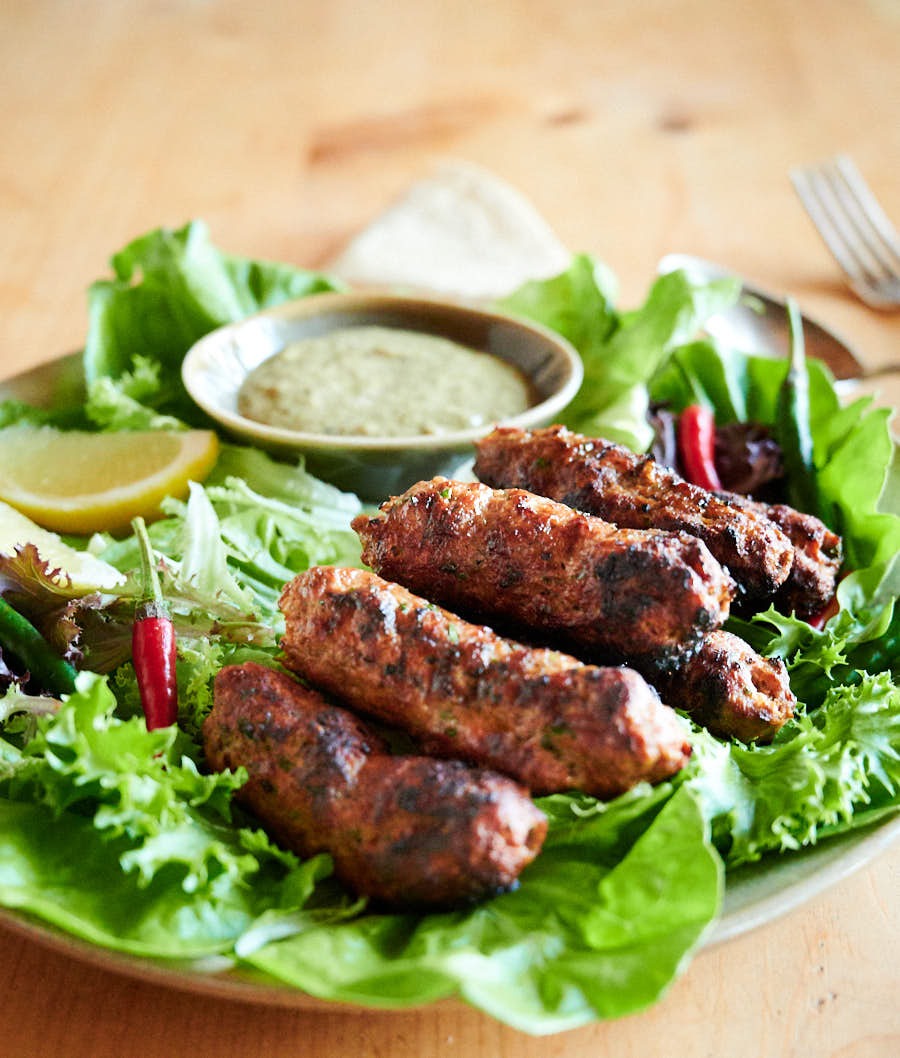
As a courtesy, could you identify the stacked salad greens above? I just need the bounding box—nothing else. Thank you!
[0,222,898,1034]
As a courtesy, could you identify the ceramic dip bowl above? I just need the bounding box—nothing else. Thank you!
[182,292,583,500]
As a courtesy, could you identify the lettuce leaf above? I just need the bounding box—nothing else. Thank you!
[499,260,740,452]
[85,356,188,432]
[83,220,342,423]
[499,253,619,361]
[245,785,720,1034]
[0,674,327,957]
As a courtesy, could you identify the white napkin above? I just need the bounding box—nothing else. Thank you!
[326,161,571,299]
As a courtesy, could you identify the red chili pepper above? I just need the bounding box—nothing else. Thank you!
[677,404,723,491]
[807,594,840,630]
[806,570,849,629]
[131,517,178,730]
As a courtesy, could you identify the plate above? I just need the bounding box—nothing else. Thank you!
[1,353,899,1006]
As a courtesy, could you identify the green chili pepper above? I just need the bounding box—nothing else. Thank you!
[0,596,77,695]
[775,299,821,517]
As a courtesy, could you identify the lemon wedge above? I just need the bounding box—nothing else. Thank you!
[0,500,126,590]
[0,427,219,534]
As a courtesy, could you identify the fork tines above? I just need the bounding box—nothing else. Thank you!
[790,155,900,309]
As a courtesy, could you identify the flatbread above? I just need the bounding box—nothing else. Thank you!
[327,161,571,299]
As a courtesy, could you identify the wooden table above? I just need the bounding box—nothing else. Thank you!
[3,1,900,1054]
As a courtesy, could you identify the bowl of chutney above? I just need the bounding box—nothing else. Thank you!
[182,291,583,500]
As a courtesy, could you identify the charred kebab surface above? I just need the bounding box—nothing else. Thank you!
[474,425,794,604]
[203,662,547,906]
[353,478,734,675]
[279,566,691,798]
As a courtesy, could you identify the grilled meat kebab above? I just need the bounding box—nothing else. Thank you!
[279,566,691,798]
[474,425,794,603]
[204,663,547,905]
[660,630,795,743]
[353,478,734,674]
[475,425,842,616]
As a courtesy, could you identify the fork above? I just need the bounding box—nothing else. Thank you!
[790,155,900,309]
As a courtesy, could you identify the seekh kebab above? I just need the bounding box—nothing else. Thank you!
[204,663,547,905]
[473,425,840,617]
[278,566,691,798]
[353,478,734,675]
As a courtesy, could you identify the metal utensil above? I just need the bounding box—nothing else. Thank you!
[790,155,900,310]
[657,253,869,380]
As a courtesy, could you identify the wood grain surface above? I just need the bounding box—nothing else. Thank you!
[2,1,900,1055]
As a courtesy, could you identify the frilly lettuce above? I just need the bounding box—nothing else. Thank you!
[94,442,362,620]
[0,673,329,958]
[687,670,900,865]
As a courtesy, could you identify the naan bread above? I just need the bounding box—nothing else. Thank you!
[327,161,571,299]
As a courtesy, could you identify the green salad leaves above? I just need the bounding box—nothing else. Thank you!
[246,785,718,1033]
[0,226,898,1033]
[650,338,900,571]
